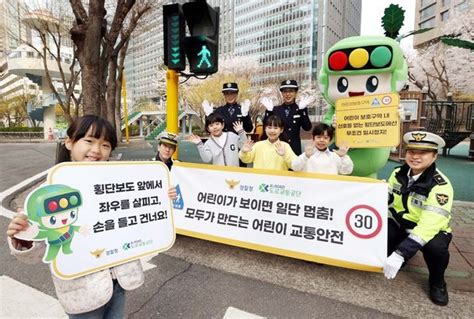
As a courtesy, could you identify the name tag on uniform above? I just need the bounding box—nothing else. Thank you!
[237,115,242,118]
[293,114,301,118]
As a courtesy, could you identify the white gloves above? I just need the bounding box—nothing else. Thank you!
[298,95,313,110]
[383,252,404,279]
[202,100,214,116]
[261,97,274,112]
[241,99,250,116]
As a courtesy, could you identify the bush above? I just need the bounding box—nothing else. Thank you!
[0,127,43,132]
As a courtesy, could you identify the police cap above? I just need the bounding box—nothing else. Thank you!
[403,131,445,151]
[280,79,298,91]
[222,82,239,93]
[158,132,178,147]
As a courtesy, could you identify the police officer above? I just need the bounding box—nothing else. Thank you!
[154,132,178,170]
[202,82,253,134]
[261,80,312,155]
[384,131,453,306]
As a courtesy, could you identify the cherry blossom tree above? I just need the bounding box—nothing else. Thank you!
[407,8,474,100]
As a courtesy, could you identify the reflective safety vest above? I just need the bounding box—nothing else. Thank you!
[388,163,453,259]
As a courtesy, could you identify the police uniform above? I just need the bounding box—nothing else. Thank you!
[387,131,453,305]
[263,80,312,155]
[213,82,253,134]
[154,132,177,170]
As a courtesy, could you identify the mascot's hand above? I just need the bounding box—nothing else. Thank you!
[241,99,250,116]
[261,97,274,112]
[202,100,214,116]
[331,114,337,128]
[298,95,313,110]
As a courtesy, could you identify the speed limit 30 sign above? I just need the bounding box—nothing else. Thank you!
[345,205,382,239]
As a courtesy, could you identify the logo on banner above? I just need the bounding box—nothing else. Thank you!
[173,184,184,210]
[345,205,382,239]
[382,95,392,105]
[371,98,380,106]
[225,179,240,189]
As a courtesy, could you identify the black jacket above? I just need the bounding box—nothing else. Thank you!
[213,103,253,134]
[264,102,312,155]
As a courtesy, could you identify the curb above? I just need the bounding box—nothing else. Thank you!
[0,169,49,219]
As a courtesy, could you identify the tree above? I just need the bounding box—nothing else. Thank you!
[0,94,35,127]
[407,8,474,100]
[69,0,158,129]
[18,1,82,125]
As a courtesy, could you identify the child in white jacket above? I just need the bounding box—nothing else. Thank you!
[292,122,353,175]
[187,113,247,167]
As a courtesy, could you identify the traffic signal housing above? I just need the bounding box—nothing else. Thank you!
[182,1,219,75]
[163,4,186,71]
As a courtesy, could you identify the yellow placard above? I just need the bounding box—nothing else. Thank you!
[335,93,400,148]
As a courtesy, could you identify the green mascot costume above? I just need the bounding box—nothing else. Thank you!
[319,36,408,178]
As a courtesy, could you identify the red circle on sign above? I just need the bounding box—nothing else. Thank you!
[329,51,348,70]
[345,204,382,239]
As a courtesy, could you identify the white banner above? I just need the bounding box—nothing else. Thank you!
[172,162,387,272]
[19,162,175,280]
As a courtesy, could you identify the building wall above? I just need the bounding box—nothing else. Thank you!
[124,6,164,106]
[233,0,361,87]
[413,0,472,48]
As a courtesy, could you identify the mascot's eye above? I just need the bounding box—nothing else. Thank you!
[366,76,379,93]
[70,211,76,219]
[337,77,348,93]
[49,216,56,225]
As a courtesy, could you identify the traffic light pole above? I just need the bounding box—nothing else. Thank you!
[166,69,179,159]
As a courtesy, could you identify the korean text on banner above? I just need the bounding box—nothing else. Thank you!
[171,162,387,272]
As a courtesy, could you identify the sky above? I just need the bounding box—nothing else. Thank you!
[360,0,416,51]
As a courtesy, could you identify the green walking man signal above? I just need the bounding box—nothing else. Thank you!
[163,0,219,75]
[197,45,212,68]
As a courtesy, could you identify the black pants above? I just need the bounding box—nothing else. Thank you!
[387,219,452,286]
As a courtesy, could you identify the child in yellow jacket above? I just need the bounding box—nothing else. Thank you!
[239,115,296,171]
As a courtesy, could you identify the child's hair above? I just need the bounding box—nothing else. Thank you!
[56,115,117,164]
[260,115,288,142]
[312,122,334,139]
[205,113,225,133]
[264,115,284,128]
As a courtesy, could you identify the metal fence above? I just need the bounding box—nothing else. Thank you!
[421,101,473,155]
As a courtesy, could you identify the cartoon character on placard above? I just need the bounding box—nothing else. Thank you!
[15,184,88,263]
[319,36,408,178]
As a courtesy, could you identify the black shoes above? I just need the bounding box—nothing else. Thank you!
[429,283,449,306]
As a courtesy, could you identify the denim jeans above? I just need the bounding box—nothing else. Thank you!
[68,280,126,319]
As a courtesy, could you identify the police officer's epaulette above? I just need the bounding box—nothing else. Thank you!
[433,173,447,185]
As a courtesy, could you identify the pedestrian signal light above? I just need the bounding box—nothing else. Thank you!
[182,0,219,75]
[163,4,186,71]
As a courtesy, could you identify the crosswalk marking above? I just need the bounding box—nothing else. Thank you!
[223,307,265,319]
[0,276,67,318]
